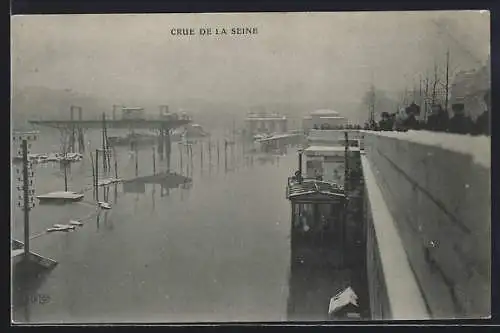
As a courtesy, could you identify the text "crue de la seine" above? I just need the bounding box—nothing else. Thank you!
[171,27,258,36]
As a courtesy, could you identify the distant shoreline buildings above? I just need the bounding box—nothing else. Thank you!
[302,109,350,132]
[244,112,288,136]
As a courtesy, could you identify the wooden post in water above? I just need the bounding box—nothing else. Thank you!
[104,116,111,170]
[178,143,183,174]
[113,147,118,179]
[200,142,204,170]
[165,129,171,173]
[153,146,156,175]
[135,142,139,177]
[189,144,194,170]
[95,149,99,202]
[224,139,228,172]
[187,145,190,177]
[90,151,96,199]
[217,140,220,166]
[101,113,107,173]
[70,106,76,153]
[158,128,164,161]
[208,139,212,166]
[22,140,30,259]
[78,107,85,153]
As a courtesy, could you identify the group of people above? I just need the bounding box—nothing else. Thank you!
[370,91,490,136]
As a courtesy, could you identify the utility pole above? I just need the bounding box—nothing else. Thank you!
[22,140,31,258]
[60,129,69,192]
[14,133,56,268]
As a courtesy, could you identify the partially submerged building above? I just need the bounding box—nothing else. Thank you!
[302,109,349,132]
[244,112,288,136]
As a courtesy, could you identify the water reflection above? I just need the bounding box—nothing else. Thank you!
[285,174,370,321]
[103,210,112,231]
[12,261,52,323]
[14,131,306,322]
[96,209,100,231]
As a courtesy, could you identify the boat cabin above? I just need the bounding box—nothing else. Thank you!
[302,145,361,185]
[287,176,346,244]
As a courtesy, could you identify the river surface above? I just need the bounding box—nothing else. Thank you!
[12,129,297,323]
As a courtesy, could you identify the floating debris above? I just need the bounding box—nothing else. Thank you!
[98,202,112,210]
[97,179,113,186]
[97,177,123,186]
[53,224,76,230]
[69,220,83,226]
[47,226,74,233]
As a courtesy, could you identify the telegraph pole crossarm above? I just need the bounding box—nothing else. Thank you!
[12,132,58,269]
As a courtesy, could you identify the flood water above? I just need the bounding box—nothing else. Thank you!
[12,128,300,323]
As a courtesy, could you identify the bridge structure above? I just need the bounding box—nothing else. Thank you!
[28,118,191,130]
[28,105,192,166]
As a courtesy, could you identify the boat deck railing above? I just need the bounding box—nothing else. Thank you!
[286,176,345,200]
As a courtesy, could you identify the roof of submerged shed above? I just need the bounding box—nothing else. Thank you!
[311,109,340,116]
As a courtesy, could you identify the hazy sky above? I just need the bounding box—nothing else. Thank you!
[11,11,490,106]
